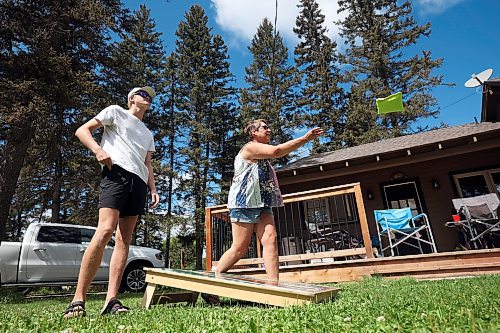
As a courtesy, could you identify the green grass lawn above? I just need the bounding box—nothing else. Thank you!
[1,275,499,333]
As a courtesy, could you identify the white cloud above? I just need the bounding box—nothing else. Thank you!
[415,0,466,14]
[211,0,345,46]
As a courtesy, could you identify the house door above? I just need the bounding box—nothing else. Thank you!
[381,180,425,217]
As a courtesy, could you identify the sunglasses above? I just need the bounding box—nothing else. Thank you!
[258,125,270,131]
[135,90,152,102]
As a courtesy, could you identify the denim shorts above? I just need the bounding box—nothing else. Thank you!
[229,207,273,224]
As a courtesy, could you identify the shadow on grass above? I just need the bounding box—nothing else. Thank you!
[0,286,144,306]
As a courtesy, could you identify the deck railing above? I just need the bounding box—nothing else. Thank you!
[205,182,374,271]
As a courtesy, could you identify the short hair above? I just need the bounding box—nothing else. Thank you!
[245,119,266,140]
[127,96,133,108]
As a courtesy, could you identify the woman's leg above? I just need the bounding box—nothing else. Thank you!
[254,213,279,282]
[215,222,254,274]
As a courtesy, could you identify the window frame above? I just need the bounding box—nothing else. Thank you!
[453,167,500,198]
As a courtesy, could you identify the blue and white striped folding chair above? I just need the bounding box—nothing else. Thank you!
[374,208,437,257]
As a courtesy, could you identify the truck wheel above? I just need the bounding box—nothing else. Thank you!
[120,263,149,293]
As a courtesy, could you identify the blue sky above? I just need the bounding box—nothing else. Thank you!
[123,0,499,129]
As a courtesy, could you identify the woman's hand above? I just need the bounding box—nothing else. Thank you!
[304,127,324,141]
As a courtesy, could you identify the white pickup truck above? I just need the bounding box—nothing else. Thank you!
[0,222,165,292]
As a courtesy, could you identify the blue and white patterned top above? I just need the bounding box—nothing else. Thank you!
[227,150,283,208]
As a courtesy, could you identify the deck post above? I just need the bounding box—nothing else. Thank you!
[353,183,374,258]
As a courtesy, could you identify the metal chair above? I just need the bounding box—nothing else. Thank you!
[374,208,437,257]
[451,194,500,249]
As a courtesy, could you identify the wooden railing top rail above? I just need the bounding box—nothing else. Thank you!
[207,182,361,214]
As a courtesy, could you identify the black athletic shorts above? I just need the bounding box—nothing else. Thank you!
[98,165,148,217]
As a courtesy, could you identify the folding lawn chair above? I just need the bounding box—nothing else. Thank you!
[304,223,335,253]
[374,208,437,257]
[451,193,500,249]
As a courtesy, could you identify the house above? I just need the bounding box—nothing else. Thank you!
[273,78,500,253]
[276,121,500,252]
[205,80,500,281]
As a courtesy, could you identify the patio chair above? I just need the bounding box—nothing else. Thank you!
[304,223,363,254]
[451,193,500,249]
[374,208,437,257]
[304,223,335,253]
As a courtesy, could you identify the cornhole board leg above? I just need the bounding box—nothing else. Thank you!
[143,268,339,308]
[142,283,157,309]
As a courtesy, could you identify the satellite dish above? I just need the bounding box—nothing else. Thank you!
[464,68,493,88]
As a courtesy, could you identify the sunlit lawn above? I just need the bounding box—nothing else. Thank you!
[0,275,499,332]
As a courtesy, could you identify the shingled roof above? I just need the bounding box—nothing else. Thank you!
[278,122,500,173]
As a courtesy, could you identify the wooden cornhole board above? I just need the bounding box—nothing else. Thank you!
[142,268,339,308]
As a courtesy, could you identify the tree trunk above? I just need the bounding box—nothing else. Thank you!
[0,126,34,243]
[165,225,171,267]
[165,87,176,267]
[193,131,203,270]
[51,151,62,223]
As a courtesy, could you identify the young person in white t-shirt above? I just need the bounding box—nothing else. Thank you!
[64,87,160,318]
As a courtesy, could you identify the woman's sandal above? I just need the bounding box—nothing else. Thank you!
[63,301,86,319]
[100,297,130,315]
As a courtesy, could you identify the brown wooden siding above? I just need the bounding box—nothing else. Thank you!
[279,147,500,252]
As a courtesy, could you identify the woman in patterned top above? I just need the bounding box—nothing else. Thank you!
[217,119,324,282]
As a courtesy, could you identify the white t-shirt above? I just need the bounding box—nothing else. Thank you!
[94,105,155,184]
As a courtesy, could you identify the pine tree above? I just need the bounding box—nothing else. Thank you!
[100,4,167,245]
[294,0,345,152]
[102,4,165,137]
[175,4,212,270]
[240,18,301,165]
[0,0,122,241]
[205,34,239,205]
[338,0,447,146]
[175,5,237,269]
[156,52,185,265]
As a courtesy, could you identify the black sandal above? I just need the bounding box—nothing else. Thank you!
[63,301,86,319]
[100,297,130,315]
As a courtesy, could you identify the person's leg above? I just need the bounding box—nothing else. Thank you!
[254,213,279,282]
[215,222,254,274]
[105,215,138,303]
[72,208,120,303]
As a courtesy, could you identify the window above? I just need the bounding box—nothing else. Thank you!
[80,228,115,247]
[382,180,424,216]
[80,228,95,244]
[37,226,79,244]
[304,199,330,226]
[492,172,500,195]
[303,194,357,227]
[453,168,500,198]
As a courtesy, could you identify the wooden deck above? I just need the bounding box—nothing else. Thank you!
[221,249,500,283]
[206,183,500,283]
